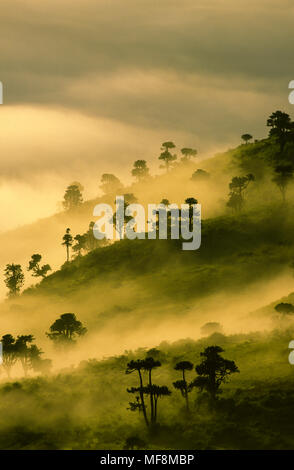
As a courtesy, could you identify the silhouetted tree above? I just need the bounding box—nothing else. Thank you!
[146,384,171,423]
[191,346,239,400]
[275,302,294,315]
[15,335,35,377]
[1,334,18,378]
[27,254,51,278]
[131,160,149,181]
[73,222,107,257]
[72,234,86,257]
[160,198,170,206]
[154,199,172,236]
[159,142,177,172]
[47,313,87,347]
[4,264,24,297]
[62,228,73,262]
[241,134,253,145]
[185,197,198,207]
[181,148,197,162]
[126,356,170,427]
[63,183,83,210]
[100,173,122,195]
[126,359,149,426]
[84,221,106,251]
[274,303,294,323]
[143,357,162,425]
[227,174,254,213]
[191,169,210,182]
[185,197,198,229]
[226,192,242,213]
[146,348,165,362]
[173,361,193,411]
[272,164,293,203]
[267,110,294,152]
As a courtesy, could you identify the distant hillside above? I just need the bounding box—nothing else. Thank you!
[0,136,288,300]
[0,150,228,298]
[1,135,294,356]
[0,202,292,358]
[26,203,294,301]
[2,134,294,451]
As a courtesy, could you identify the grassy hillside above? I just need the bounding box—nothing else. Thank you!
[0,137,280,298]
[0,202,291,360]
[2,130,294,450]
[0,329,293,450]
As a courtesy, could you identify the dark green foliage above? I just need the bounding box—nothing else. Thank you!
[63,183,83,211]
[72,222,106,257]
[231,113,294,180]
[0,329,293,449]
[227,174,254,212]
[46,313,87,347]
[5,335,50,378]
[126,357,171,427]
[185,197,198,205]
[173,361,193,411]
[131,160,149,181]
[84,221,106,251]
[232,139,276,178]
[27,201,294,305]
[3,117,294,450]
[126,359,149,426]
[181,148,197,162]
[241,134,253,144]
[267,110,294,152]
[72,234,86,256]
[160,198,170,206]
[100,173,122,195]
[0,330,293,449]
[62,228,73,262]
[272,164,293,202]
[185,197,198,228]
[274,303,294,320]
[4,264,24,297]
[1,334,50,378]
[15,335,35,377]
[1,334,18,378]
[191,346,239,400]
[27,254,51,279]
[113,193,138,232]
[159,142,177,171]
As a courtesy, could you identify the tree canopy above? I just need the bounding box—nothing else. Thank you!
[47,313,87,347]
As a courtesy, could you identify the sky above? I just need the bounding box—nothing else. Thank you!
[0,0,294,230]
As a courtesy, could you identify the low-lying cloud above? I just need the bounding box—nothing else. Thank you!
[0,0,294,228]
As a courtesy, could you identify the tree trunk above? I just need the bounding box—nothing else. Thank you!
[154,397,158,423]
[138,370,149,427]
[183,370,189,412]
[149,369,154,424]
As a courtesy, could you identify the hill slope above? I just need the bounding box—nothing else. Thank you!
[2,136,294,450]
